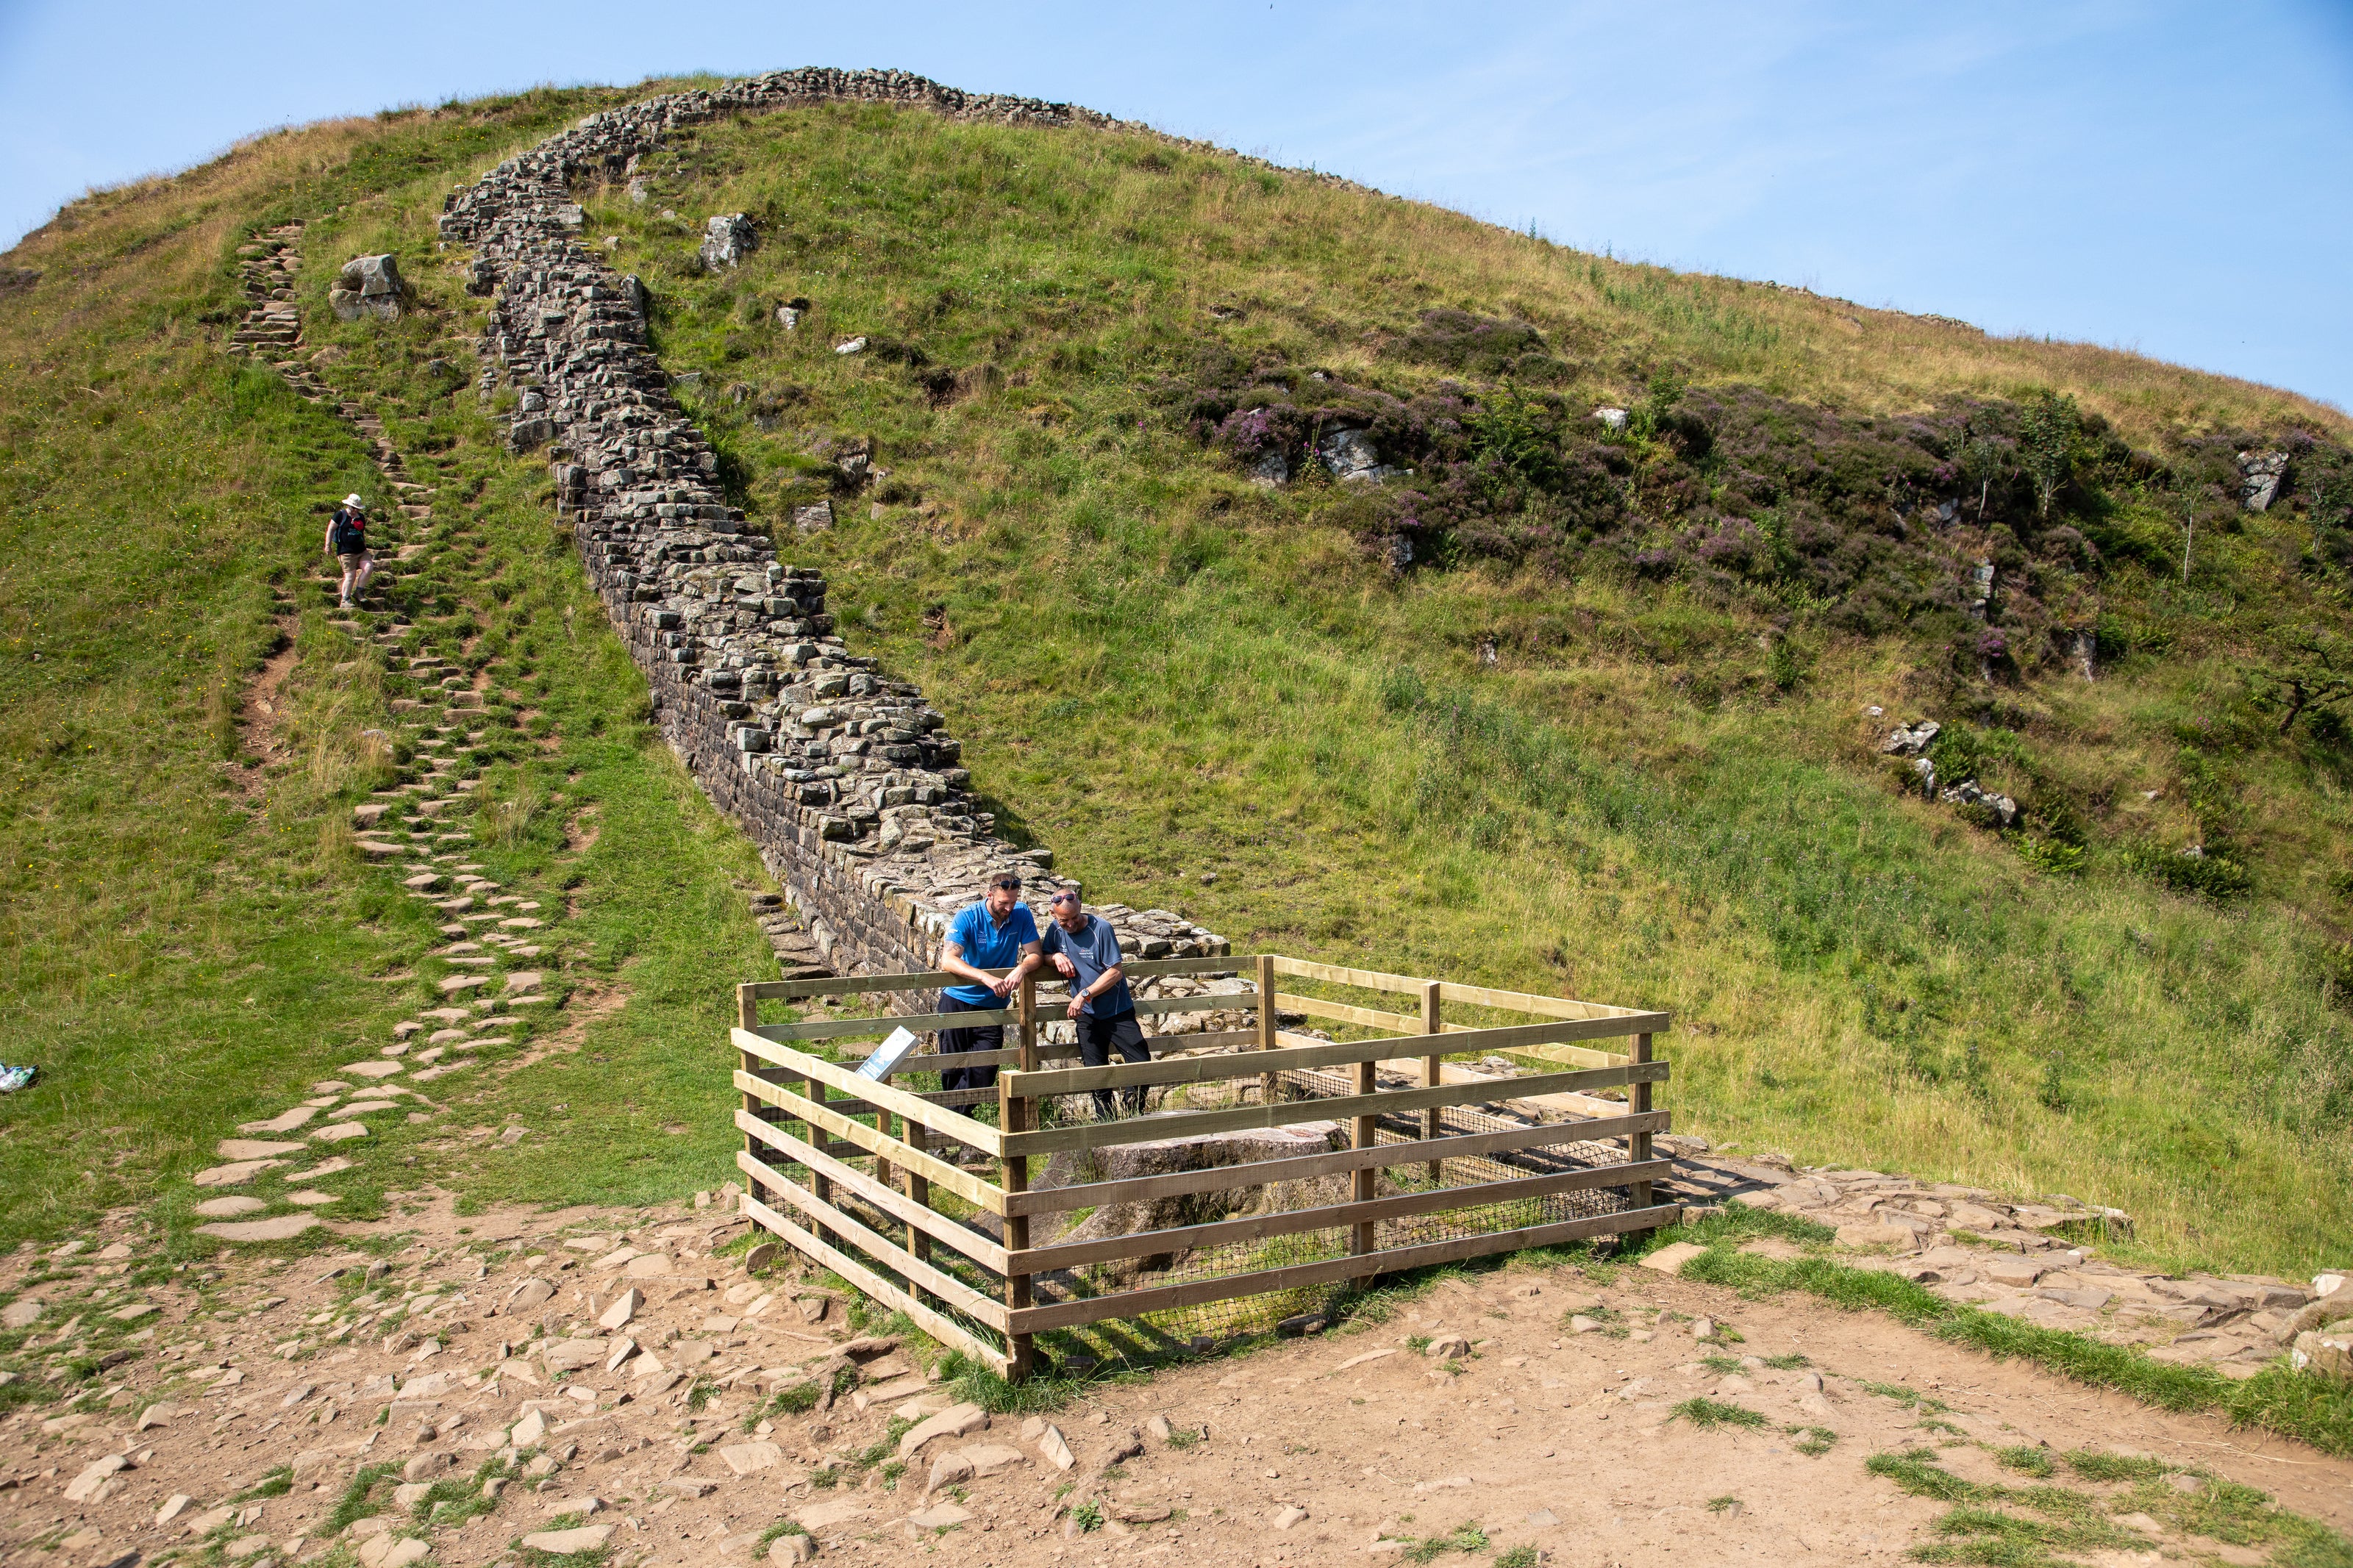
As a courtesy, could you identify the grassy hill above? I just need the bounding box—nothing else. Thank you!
[4,81,2352,1277]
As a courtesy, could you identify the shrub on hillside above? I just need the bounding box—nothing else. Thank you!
[1171,338,2353,681]
[2121,842,2254,901]
[1387,308,1547,374]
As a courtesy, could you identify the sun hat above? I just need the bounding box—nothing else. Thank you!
[343,493,365,507]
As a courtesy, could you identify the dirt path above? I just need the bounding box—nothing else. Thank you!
[231,633,301,801]
[2,1209,2343,1568]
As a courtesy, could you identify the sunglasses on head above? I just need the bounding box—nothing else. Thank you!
[1051,892,1078,906]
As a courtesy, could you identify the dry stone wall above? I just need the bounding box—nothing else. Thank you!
[435,69,1224,981]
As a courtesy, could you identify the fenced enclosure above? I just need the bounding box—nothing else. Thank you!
[730,954,1675,1379]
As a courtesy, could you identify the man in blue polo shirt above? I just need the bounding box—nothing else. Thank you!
[936,870,1043,1095]
[1040,890,1149,1120]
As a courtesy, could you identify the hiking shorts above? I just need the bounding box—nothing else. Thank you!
[338,551,371,571]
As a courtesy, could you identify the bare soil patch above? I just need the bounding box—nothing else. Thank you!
[229,629,300,803]
[4,1214,2344,1568]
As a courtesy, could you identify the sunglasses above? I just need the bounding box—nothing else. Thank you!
[1051,892,1078,906]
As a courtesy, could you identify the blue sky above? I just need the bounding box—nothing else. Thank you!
[4,1,2349,410]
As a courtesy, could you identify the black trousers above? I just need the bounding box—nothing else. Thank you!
[937,992,1003,1094]
[1078,1010,1150,1119]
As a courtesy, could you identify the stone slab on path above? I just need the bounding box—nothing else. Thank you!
[217,1139,306,1161]
[194,1197,269,1218]
[238,1107,320,1135]
[342,1062,404,1081]
[313,1123,368,1143]
[197,1215,321,1242]
[192,1159,285,1188]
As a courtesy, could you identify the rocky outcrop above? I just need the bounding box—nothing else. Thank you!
[1315,427,1394,484]
[434,69,1224,981]
[1878,719,1940,756]
[698,214,756,271]
[329,254,405,322]
[2239,449,2289,512]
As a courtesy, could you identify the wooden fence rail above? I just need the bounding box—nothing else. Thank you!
[731,953,1672,1379]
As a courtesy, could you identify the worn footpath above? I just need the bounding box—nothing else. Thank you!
[1,1203,2349,1568]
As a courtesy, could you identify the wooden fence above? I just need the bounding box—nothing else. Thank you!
[730,954,1674,1379]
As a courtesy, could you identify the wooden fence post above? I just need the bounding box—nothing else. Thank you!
[1001,975,1038,1382]
[1020,973,1040,1074]
[873,1104,897,1242]
[1257,954,1279,1107]
[905,1117,932,1278]
[1421,981,1443,1188]
[1629,1031,1654,1228]
[1352,1053,1377,1256]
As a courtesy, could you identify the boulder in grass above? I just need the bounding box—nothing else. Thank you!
[330,254,404,322]
[699,214,756,271]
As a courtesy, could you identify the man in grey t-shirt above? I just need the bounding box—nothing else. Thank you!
[1040,891,1148,1118]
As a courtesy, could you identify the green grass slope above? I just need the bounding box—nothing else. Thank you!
[3,84,2350,1280]
[596,101,2353,1276]
[0,82,775,1247]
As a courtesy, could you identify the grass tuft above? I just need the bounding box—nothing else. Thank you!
[1669,1397,1768,1431]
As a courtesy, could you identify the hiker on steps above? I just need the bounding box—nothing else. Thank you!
[935,870,1041,1098]
[325,493,374,608]
[1041,890,1149,1120]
